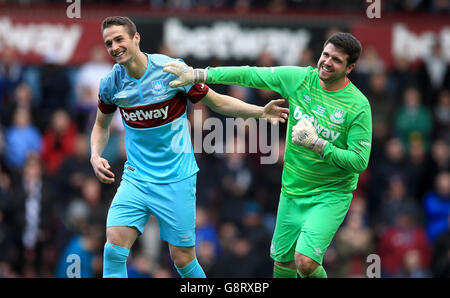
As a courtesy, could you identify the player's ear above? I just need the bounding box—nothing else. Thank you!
[345,63,355,75]
[133,32,141,44]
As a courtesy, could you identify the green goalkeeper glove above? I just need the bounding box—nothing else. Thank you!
[291,118,328,155]
[163,61,207,88]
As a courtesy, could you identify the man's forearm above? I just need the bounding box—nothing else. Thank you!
[205,93,264,119]
[322,143,370,174]
[90,123,110,160]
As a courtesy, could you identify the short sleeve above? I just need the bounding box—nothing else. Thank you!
[98,75,117,114]
[185,83,209,103]
[98,98,117,114]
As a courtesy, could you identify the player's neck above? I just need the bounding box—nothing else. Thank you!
[320,76,349,92]
[124,51,148,80]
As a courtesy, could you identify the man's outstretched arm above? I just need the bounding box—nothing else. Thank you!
[163,61,305,96]
[201,88,289,124]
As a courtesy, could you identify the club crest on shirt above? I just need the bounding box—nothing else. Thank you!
[330,108,347,124]
[152,79,166,95]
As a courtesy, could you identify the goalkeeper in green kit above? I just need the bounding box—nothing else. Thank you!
[164,32,372,278]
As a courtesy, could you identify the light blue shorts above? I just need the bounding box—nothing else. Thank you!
[106,174,197,247]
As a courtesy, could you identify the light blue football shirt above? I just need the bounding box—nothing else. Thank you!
[98,53,209,183]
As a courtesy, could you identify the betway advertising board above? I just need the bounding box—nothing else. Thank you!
[0,12,448,67]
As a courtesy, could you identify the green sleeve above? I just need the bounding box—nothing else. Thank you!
[322,103,372,174]
[207,66,310,97]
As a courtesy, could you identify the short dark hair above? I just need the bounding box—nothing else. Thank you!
[101,16,137,38]
[324,32,362,66]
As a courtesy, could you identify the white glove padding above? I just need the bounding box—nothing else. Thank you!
[163,61,207,88]
[291,118,328,155]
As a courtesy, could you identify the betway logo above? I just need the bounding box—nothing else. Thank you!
[293,106,341,142]
[0,17,82,64]
[121,106,169,121]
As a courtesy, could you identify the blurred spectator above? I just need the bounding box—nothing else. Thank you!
[407,137,430,200]
[423,171,450,243]
[55,224,103,278]
[152,267,175,278]
[0,159,15,274]
[386,0,429,12]
[240,201,272,276]
[217,136,254,223]
[366,71,397,145]
[55,133,93,200]
[253,139,285,217]
[12,154,57,277]
[39,55,71,130]
[74,45,113,132]
[4,108,42,173]
[377,211,431,277]
[431,229,450,277]
[417,39,450,107]
[126,252,154,278]
[211,232,260,277]
[0,82,39,129]
[432,89,450,143]
[376,174,423,232]
[196,239,219,277]
[41,109,78,176]
[217,221,239,257]
[0,46,24,122]
[195,205,221,257]
[393,87,433,152]
[390,56,417,100]
[429,0,450,13]
[368,138,410,217]
[77,176,108,226]
[335,209,374,277]
[298,47,315,67]
[419,139,449,205]
[396,249,432,278]
[353,45,385,91]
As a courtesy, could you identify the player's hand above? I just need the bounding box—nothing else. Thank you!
[262,99,289,125]
[163,61,207,88]
[291,118,328,155]
[90,155,115,184]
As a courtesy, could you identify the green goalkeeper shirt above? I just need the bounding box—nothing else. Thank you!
[207,66,372,198]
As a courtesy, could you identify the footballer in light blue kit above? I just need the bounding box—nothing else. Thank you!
[90,16,289,278]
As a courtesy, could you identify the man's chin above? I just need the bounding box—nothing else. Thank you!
[318,72,332,82]
[115,57,128,65]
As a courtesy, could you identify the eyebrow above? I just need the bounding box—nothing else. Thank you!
[323,51,344,63]
[104,34,124,45]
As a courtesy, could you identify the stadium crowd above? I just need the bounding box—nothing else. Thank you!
[2,0,450,14]
[0,7,449,278]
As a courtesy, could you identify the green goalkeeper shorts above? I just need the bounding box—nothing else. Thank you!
[270,191,352,265]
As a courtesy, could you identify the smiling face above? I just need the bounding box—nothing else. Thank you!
[317,43,355,87]
[102,25,140,65]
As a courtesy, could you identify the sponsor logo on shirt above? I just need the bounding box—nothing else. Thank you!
[293,105,341,142]
[121,105,169,121]
[118,95,187,129]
